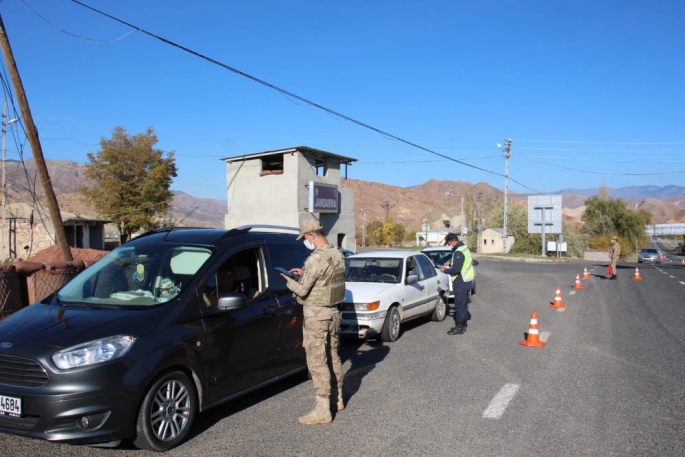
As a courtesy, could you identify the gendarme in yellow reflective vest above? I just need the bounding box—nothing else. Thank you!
[450,244,475,282]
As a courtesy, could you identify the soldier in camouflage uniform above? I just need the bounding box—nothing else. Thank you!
[610,236,621,279]
[281,219,346,425]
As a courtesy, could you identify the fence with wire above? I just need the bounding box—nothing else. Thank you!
[0,261,85,318]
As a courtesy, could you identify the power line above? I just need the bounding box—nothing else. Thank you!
[516,139,685,146]
[41,136,99,145]
[357,155,501,165]
[519,154,685,163]
[19,0,137,43]
[519,155,685,176]
[69,0,543,195]
[517,147,685,154]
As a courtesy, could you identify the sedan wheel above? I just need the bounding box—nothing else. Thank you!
[381,306,401,342]
[134,371,197,452]
[431,295,447,321]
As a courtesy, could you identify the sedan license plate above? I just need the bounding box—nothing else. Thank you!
[0,394,22,417]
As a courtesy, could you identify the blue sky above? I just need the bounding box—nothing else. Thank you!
[1,0,683,200]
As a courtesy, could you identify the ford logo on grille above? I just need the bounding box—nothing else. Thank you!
[0,342,12,349]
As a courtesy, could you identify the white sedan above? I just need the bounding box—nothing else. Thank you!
[340,251,450,342]
[421,246,477,302]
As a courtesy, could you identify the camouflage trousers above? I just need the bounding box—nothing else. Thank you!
[303,313,343,398]
[610,259,618,276]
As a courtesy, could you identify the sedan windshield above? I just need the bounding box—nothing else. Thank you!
[345,258,402,283]
[58,244,213,307]
[641,249,658,254]
[423,250,452,267]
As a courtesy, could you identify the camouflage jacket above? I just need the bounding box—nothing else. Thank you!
[286,244,345,319]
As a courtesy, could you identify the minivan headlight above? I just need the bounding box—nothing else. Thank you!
[52,335,136,369]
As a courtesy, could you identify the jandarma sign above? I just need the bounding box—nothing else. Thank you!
[309,181,339,213]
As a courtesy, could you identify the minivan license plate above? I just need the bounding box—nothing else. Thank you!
[0,394,22,416]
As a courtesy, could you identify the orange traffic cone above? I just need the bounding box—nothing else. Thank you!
[572,274,584,290]
[519,312,546,348]
[632,267,642,281]
[582,267,590,280]
[550,286,566,309]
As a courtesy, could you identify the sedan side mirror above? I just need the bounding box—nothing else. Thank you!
[406,274,419,285]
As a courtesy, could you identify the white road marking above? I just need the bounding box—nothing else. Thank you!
[680,282,685,286]
[569,291,577,296]
[483,383,520,419]
[556,308,566,312]
[669,276,676,279]
[540,331,550,342]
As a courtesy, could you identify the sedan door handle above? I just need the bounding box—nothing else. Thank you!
[420,285,425,291]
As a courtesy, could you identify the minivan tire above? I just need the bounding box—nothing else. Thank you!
[134,371,197,452]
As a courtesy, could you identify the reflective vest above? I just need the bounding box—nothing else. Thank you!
[450,244,475,282]
[300,247,346,307]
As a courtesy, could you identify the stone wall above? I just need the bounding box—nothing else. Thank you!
[1,219,56,262]
[583,249,611,262]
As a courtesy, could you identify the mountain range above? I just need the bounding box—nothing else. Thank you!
[4,159,685,231]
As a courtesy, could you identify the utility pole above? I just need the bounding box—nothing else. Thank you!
[0,15,73,261]
[498,139,512,254]
[2,100,18,262]
[360,208,366,248]
[423,217,429,247]
[380,201,394,223]
[460,195,465,237]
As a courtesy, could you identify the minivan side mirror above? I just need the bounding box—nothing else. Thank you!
[217,294,249,312]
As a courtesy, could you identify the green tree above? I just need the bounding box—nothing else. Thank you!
[581,195,651,256]
[366,220,384,246]
[379,216,406,245]
[562,223,589,258]
[392,221,406,243]
[82,126,177,243]
[490,204,540,255]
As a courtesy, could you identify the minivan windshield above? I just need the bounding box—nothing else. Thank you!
[58,243,213,307]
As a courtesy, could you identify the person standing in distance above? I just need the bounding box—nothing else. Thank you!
[609,236,621,279]
[280,219,346,425]
[439,232,475,335]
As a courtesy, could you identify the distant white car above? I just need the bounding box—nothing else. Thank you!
[421,246,477,302]
[637,248,661,264]
[341,251,450,342]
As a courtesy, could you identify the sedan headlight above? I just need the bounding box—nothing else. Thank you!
[52,335,136,370]
[354,301,380,311]
[341,301,381,311]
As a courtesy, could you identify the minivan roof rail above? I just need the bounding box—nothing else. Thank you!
[234,224,299,233]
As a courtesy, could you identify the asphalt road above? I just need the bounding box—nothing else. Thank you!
[2,258,684,456]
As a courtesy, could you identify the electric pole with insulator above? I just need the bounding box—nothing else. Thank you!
[497,139,512,253]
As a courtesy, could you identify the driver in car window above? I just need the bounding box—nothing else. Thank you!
[203,267,242,306]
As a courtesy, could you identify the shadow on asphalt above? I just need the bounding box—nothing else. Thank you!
[339,339,390,409]
[181,338,390,445]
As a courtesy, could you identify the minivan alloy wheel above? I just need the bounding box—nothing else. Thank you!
[152,379,190,440]
[134,371,197,451]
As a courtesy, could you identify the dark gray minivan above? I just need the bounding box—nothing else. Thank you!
[0,226,310,451]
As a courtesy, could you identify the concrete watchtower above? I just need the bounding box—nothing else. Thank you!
[222,146,358,251]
